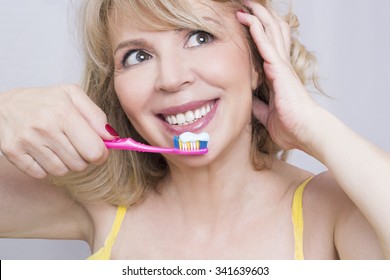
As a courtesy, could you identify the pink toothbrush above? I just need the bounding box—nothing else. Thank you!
[104,132,209,155]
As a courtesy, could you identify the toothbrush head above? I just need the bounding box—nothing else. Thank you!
[173,136,208,150]
[173,132,209,154]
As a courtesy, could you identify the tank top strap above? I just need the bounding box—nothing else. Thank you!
[104,205,127,249]
[292,176,313,260]
[87,205,127,260]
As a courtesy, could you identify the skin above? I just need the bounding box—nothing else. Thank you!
[0,0,388,259]
[112,4,258,169]
[0,85,113,178]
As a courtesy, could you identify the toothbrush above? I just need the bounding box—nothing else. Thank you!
[104,132,209,155]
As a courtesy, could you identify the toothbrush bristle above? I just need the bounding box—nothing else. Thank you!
[173,136,208,150]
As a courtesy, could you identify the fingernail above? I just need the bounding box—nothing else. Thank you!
[105,124,120,137]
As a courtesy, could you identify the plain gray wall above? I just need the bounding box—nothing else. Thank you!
[0,0,389,259]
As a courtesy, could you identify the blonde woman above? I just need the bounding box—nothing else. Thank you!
[0,0,389,259]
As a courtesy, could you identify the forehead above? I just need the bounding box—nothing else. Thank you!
[109,0,235,35]
[107,0,248,57]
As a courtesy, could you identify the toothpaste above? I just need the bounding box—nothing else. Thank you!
[179,132,210,143]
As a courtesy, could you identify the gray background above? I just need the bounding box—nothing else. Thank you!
[0,0,389,259]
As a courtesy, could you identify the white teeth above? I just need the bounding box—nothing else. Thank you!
[201,106,207,116]
[185,111,195,123]
[176,113,186,125]
[194,109,202,119]
[164,102,215,126]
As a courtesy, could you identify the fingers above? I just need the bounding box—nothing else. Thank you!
[267,7,292,57]
[0,85,116,179]
[64,85,117,140]
[5,153,48,179]
[236,1,291,64]
[62,106,110,166]
[1,116,93,178]
[43,132,90,172]
[2,125,101,179]
[29,146,70,177]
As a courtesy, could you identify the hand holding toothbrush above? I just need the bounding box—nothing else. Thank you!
[0,85,117,178]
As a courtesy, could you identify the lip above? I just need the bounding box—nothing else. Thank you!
[158,99,219,134]
[159,99,216,115]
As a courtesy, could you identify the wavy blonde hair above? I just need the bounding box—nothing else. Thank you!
[54,0,320,206]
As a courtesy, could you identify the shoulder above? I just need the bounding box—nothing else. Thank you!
[82,201,119,251]
[304,171,383,259]
[268,160,344,204]
[305,171,350,208]
[304,171,359,231]
[270,161,348,218]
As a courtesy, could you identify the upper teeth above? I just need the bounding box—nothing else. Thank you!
[164,102,214,125]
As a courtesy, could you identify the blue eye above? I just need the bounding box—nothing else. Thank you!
[122,49,152,67]
[186,31,214,48]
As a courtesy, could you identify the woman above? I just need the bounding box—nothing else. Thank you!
[0,0,389,259]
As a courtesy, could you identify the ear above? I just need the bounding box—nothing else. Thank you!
[250,63,262,91]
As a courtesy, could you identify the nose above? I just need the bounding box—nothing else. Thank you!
[155,53,195,93]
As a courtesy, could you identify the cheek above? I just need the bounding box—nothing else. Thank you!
[218,46,255,121]
[114,74,151,120]
[208,44,255,105]
[208,43,255,90]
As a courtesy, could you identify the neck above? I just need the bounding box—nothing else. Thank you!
[157,132,272,225]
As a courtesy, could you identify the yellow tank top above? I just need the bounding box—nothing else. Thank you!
[88,177,312,260]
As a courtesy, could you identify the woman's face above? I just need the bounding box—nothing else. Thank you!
[111,1,259,163]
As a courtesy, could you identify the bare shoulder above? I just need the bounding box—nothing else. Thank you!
[270,162,347,219]
[269,160,345,205]
[305,171,383,259]
[306,171,376,224]
[306,171,349,209]
[274,164,384,259]
[82,201,119,252]
[303,172,351,231]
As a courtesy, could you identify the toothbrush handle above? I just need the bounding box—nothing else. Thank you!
[104,138,170,153]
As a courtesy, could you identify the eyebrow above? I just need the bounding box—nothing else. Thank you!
[113,16,222,55]
[114,39,150,55]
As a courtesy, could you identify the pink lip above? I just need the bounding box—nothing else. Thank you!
[159,99,215,115]
[158,99,219,134]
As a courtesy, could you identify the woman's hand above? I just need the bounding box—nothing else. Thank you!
[236,1,321,151]
[0,85,117,178]
[237,2,390,258]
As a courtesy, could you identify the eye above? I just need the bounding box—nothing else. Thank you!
[122,49,152,67]
[185,31,215,48]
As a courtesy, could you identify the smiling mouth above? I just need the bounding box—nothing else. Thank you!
[162,100,216,126]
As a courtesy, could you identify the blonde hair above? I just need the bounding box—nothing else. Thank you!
[54,0,320,206]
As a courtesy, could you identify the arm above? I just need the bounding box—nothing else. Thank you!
[311,172,384,259]
[305,108,390,257]
[0,84,116,244]
[0,155,93,243]
[238,1,390,258]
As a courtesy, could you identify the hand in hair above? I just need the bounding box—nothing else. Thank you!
[237,2,321,152]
